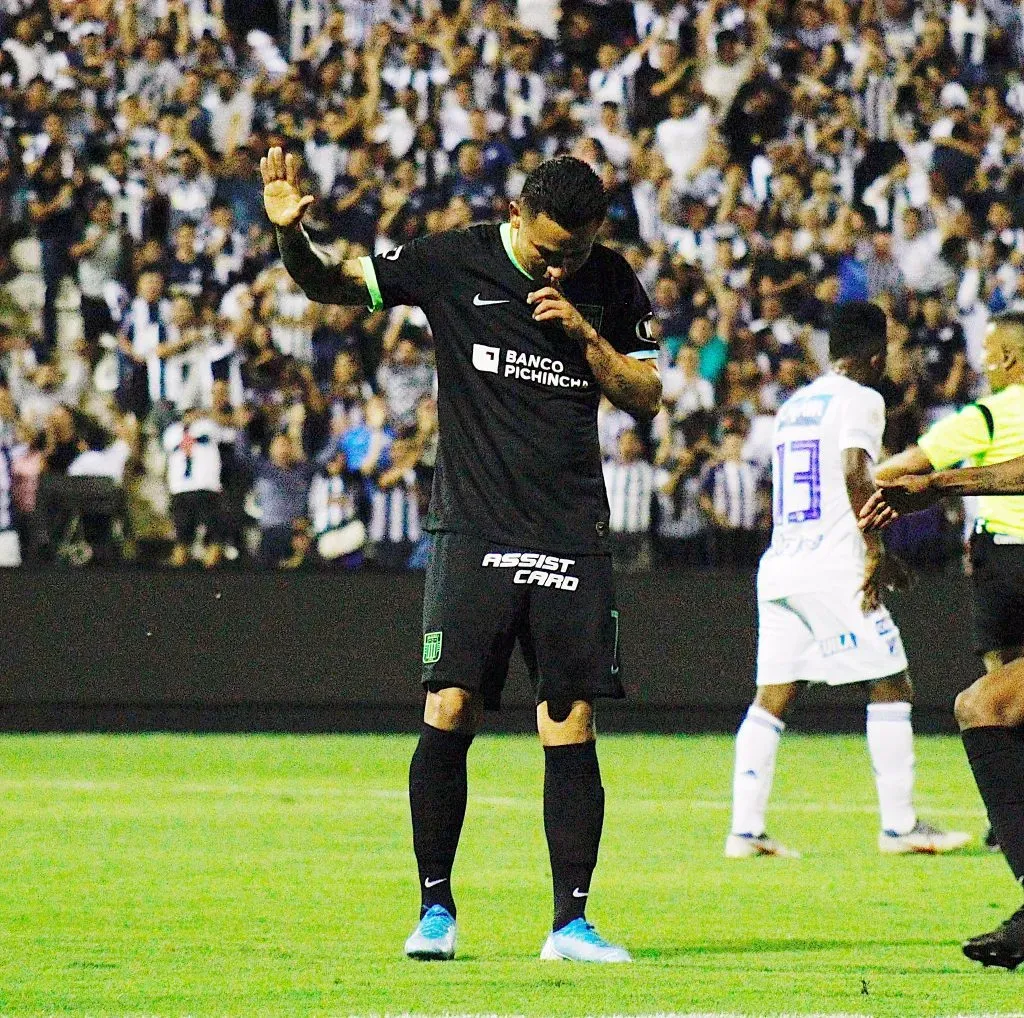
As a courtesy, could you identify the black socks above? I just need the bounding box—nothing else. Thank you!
[544,741,605,931]
[962,726,1024,887]
[409,723,473,918]
[409,729,606,929]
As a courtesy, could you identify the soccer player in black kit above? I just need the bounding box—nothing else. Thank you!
[261,146,660,962]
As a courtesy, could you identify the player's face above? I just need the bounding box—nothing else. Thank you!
[509,203,601,285]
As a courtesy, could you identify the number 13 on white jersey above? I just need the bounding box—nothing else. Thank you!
[773,438,822,524]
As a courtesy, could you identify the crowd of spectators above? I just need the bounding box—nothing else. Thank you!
[0,0,1013,569]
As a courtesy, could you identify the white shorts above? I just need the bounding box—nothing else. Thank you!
[0,530,21,568]
[756,588,908,687]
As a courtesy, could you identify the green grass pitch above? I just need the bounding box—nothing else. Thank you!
[0,732,1022,1017]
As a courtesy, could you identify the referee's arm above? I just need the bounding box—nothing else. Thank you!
[873,444,933,485]
[930,455,1024,497]
[860,454,1024,529]
[860,407,1016,526]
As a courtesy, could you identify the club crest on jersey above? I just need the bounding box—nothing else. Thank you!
[576,304,604,332]
[422,631,443,664]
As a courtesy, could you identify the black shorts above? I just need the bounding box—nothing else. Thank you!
[170,491,220,544]
[970,532,1024,655]
[421,532,625,710]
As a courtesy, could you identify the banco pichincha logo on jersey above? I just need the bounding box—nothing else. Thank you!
[472,343,590,390]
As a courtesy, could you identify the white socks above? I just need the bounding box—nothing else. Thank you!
[731,700,917,839]
[866,701,916,835]
[731,704,785,837]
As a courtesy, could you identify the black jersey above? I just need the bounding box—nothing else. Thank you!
[361,222,656,553]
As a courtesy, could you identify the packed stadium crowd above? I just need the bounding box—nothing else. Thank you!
[0,0,1016,569]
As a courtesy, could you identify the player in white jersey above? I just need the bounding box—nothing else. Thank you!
[726,301,971,858]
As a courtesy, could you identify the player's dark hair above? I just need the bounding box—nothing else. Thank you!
[828,300,888,361]
[519,156,609,230]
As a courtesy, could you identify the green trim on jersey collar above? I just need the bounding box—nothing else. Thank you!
[358,255,383,312]
[500,222,533,280]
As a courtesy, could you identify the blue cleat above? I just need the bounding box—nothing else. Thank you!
[404,904,457,960]
[540,918,631,963]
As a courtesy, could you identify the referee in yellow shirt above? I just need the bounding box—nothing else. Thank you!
[876,312,1024,676]
[859,445,1024,968]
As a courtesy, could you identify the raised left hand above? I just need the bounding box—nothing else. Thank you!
[526,287,596,345]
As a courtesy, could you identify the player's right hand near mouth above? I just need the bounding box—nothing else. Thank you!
[261,146,314,228]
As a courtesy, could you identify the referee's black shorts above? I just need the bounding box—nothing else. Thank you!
[421,531,625,710]
[969,530,1024,655]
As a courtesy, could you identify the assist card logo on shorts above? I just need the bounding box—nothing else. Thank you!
[423,631,443,664]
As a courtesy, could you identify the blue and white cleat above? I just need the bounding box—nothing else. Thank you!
[540,918,632,963]
[878,820,971,854]
[404,904,457,960]
[725,832,801,859]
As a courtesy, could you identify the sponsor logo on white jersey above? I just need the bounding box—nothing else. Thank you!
[819,632,858,657]
[777,393,833,430]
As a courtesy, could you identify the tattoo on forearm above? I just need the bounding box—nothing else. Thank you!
[937,459,1024,497]
[585,338,661,420]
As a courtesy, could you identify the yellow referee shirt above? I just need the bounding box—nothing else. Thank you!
[918,383,1024,538]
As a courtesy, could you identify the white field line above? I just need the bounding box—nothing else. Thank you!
[6,1013,1024,1018]
[6,1007,1015,1015]
[357,1013,1024,1018]
[0,780,989,818]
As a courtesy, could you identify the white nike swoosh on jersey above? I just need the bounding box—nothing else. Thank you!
[473,294,510,306]
[424,877,448,888]
[572,888,589,898]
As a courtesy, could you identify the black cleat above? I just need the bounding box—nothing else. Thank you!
[963,905,1024,970]
[984,826,1001,852]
